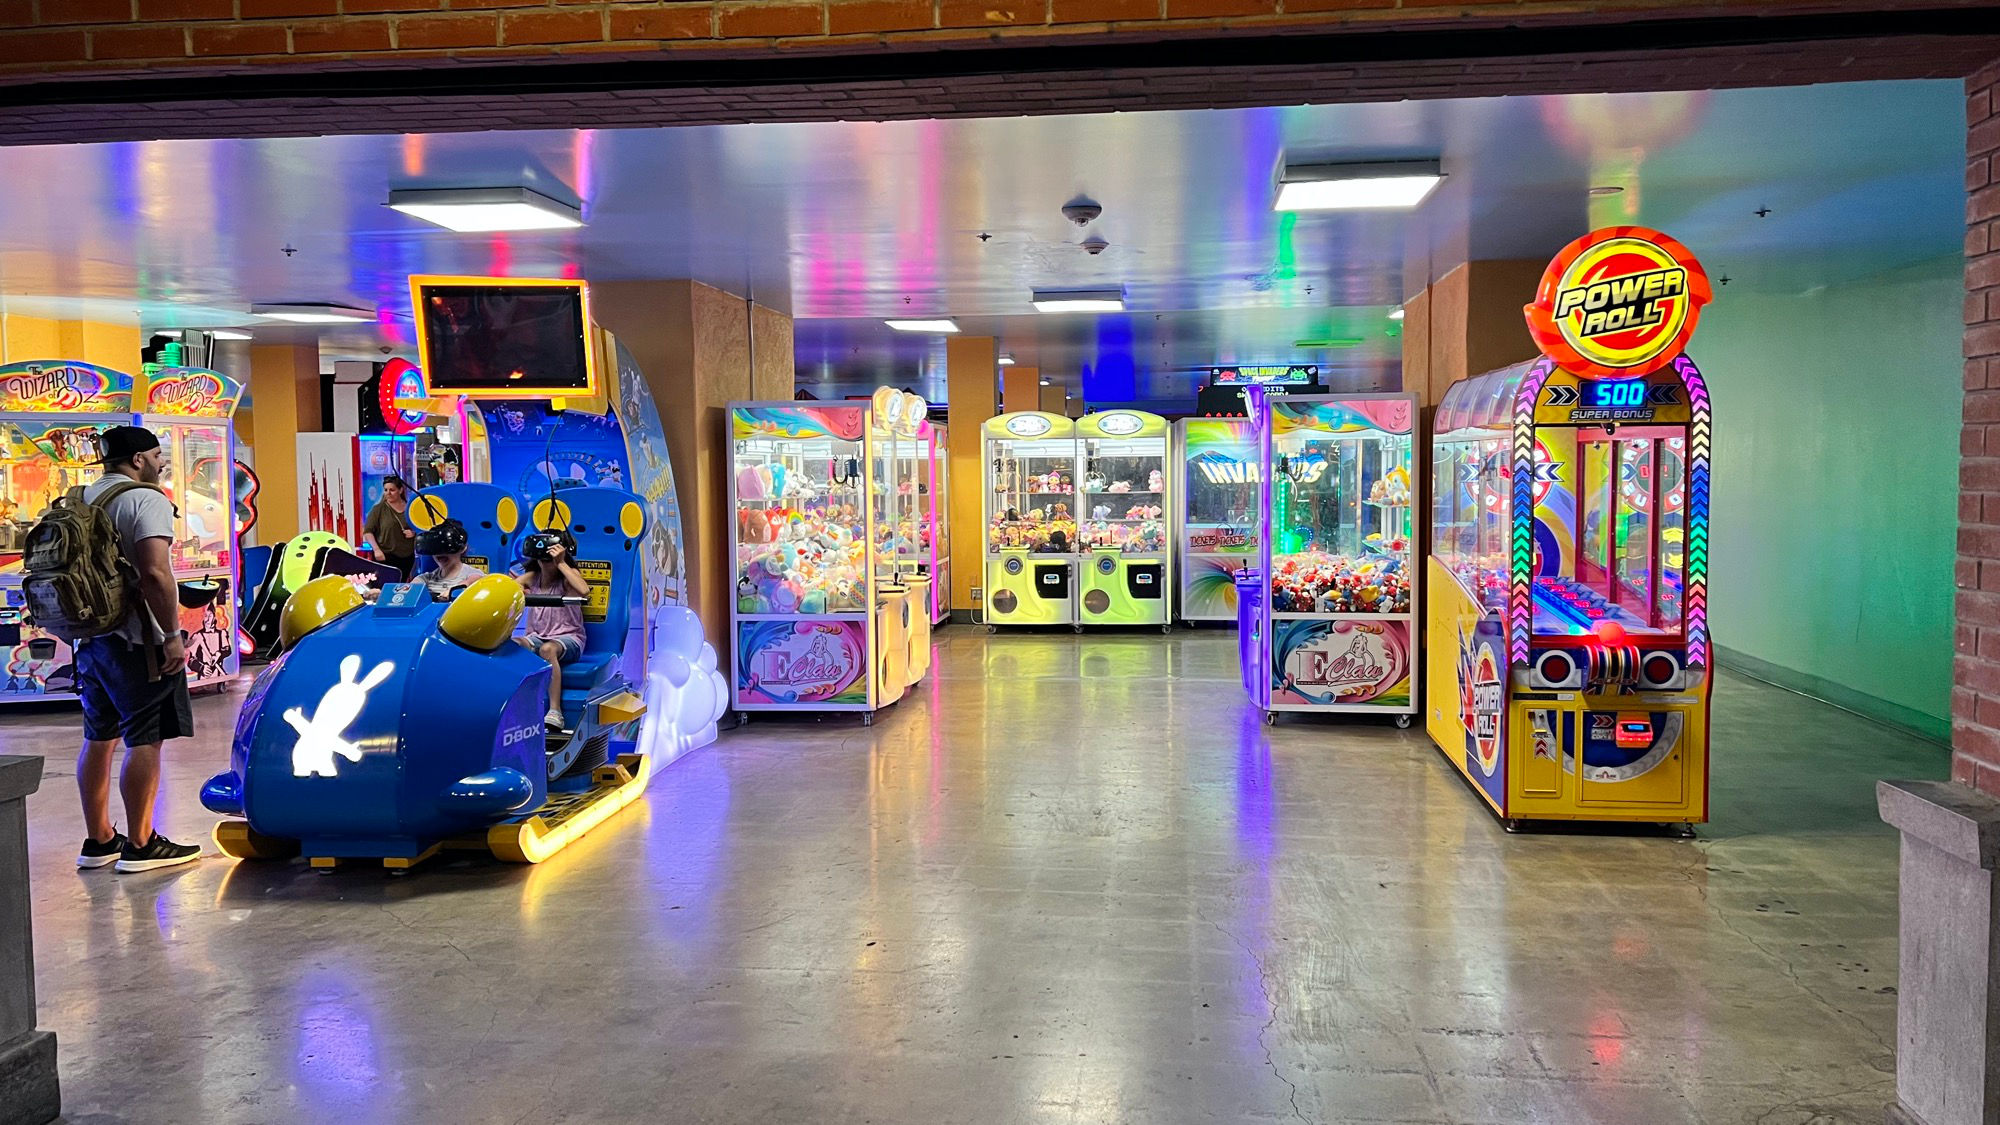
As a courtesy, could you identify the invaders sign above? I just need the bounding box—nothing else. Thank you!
[1525,226,1711,380]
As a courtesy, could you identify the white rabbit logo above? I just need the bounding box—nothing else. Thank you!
[285,655,395,778]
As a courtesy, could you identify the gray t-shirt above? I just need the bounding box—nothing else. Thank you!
[82,474,175,644]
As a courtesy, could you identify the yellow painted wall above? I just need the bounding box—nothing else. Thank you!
[0,314,141,369]
[1002,367,1040,414]
[241,342,322,543]
[946,336,997,613]
[593,280,794,651]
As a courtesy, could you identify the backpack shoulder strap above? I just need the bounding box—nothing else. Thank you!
[87,479,164,511]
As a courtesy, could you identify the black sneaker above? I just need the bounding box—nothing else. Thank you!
[77,831,127,869]
[114,833,202,873]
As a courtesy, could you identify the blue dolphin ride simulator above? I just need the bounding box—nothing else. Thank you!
[200,485,655,868]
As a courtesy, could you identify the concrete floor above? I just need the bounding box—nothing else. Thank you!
[8,627,1944,1125]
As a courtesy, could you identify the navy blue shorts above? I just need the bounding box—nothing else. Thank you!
[76,637,195,746]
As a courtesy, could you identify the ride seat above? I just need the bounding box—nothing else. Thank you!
[524,485,650,715]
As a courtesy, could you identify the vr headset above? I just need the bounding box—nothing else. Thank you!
[522,529,576,563]
[414,518,468,557]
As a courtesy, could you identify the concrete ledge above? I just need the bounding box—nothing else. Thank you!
[1879,779,2000,869]
[0,1030,57,1125]
[0,759,38,805]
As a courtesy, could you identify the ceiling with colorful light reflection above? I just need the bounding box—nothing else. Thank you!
[0,79,1963,408]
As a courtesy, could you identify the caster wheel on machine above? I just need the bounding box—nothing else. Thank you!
[1073,624,1084,634]
[1395,714,1414,730]
[1503,819,1524,834]
[1264,711,1278,727]
[862,713,875,728]
[1160,625,1172,635]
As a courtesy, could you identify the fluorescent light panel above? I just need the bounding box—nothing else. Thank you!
[1032,288,1125,314]
[885,319,959,333]
[1275,160,1443,212]
[387,187,582,232]
[998,355,1016,366]
[252,303,373,324]
[1387,308,1406,321]
[208,329,254,340]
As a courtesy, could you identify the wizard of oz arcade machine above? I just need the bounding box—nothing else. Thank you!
[0,361,244,702]
[1427,227,1714,828]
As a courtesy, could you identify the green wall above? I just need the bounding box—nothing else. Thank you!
[1703,256,1961,739]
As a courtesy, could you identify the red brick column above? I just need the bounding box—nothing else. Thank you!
[1959,58,2000,794]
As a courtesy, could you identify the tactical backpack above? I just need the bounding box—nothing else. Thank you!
[20,480,161,642]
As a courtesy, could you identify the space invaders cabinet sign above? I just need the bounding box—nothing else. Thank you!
[1426,227,1717,827]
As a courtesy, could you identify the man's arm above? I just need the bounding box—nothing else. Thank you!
[130,535,185,674]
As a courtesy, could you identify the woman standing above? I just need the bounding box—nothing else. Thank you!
[364,474,417,580]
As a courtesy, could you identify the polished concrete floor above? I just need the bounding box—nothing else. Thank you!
[8,628,1944,1125]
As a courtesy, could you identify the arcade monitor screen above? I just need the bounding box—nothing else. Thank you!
[413,278,597,399]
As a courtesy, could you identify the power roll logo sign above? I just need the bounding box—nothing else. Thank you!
[1525,226,1711,380]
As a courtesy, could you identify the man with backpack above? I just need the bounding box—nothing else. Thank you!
[40,425,203,872]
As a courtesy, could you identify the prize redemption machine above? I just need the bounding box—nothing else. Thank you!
[1427,226,1715,828]
[1246,392,1420,726]
[981,412,1080,629]
[1174,417,1259,622]
[1076,410,1172,630]
[730,399,920,722]
[0,361,244,702]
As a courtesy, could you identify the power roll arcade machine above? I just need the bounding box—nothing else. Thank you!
[1426,226,1714,829]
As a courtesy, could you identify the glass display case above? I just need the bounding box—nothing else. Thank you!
[1173,417,1259,622]
[981,411,1079,628]
[915,421,950,624]
[1076,410,1171,628]
[143,365,247,692]
[1247,391,1419,722]
[729,399,912,716]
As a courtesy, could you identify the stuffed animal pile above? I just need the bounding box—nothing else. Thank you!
[1268,550,1411,614]
[736,498,867,615]
[988,501,1077,552]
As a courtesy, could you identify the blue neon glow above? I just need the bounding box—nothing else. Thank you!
[1586,380,1648,407]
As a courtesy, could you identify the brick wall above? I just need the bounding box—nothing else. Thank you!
[0,5,1995,144]
[0,0,1982,80]
[1960,58,2000,794]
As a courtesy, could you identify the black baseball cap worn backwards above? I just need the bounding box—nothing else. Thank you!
[96,425,161,465]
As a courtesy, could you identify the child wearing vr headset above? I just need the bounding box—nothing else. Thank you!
[516,528,589,730]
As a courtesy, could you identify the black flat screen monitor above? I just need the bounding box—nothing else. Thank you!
[412,279,597,398]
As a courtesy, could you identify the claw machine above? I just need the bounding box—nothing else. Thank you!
[1246,391,1419,725]
[1174,417,1260,623]
[1076,410,1171,630]
[730,400,905,720]
[142,365,246,691]
[872,386,931,687]
[981,411,1079,628]
[0,361,140,702]
[918,419,951,625]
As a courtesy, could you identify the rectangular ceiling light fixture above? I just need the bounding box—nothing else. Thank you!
[885,319,960,333]
[1274,160,1444,212]
[207,329,255,340]
[252,303,373,324]
[387,187,584,232]
[1032,288,1125,314]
